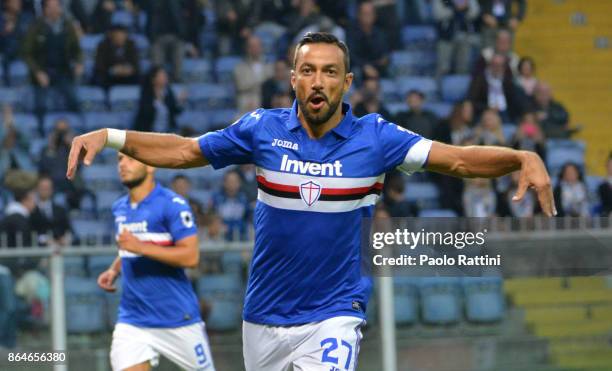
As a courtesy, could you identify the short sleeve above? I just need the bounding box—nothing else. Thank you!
[375,114,433,174]
[197,109,263,169]
[165,196,197,242]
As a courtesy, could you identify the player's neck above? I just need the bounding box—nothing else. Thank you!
[129,179,156,204]
[298,108,344,139]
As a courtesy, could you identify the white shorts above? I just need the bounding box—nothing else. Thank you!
[243,316,365,371]
[110,321,215,371]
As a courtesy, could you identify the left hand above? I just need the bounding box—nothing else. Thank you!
[117,230,142,254]
[513,151,557,217]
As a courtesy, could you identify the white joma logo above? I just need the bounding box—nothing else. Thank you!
[272,138,299,150]
[280,154,343,176]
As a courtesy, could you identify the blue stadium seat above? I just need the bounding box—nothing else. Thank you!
[441,74,471,103]
[215,56,242,84]
[29,138,47,159]
[131,34,150,55]
[546,139,586,176]
[104,278,121,329]
[65,278,106,333]
[396,77,437,99]
[8,60,29,86]
[418,209,458,217]
[461,276,505,323]
[96,190,123,214]
[187,83,235,110]
[0,265,17,348]
[0,86,28,112]
[198,274,242,331]
[394,277,419,325]
[64,256,88,277]
[111,10,134,28]
[401,25,437,48]
[78,86,107,112]
[81,164,120,190]
[80,34,104,59]
[502,124,517,142]
[176,110,211,132]
[43,112,84,135]
[182,58,212,83]
[390,51,420,77]
[190,189,213,206]
[386,102,406,117]
[209,109,239,128]
[72,219,113,244]
[109,85,140,112]
[423,102,453,119]
[419,277,461,324]
[12,113,39,137]
[84,111,132,131]
[221,251,243,274]
[380,78,400,103]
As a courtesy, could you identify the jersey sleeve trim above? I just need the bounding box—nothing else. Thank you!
[397,138,433,175]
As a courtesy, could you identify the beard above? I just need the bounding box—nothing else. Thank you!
[298,92,342,127]
[121,173,147,189]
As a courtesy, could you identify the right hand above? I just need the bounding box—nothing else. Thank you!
[66,129,107,180]
[97,268,118,292]
[35,71,50,87]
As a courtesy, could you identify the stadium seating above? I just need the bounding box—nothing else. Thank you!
[396,76,437,100]
[380,78,400,103]
[72,218,114,245]
[132,34,150,56]
[197,273,243,331]
[83,111,132,131]
[109,85,141,112]
[186,83,235,110]
[7,60,29,87]
[208,109,239,129]
[215,56,242,84]
[390,51,421,77]
[88,255,117,278]
[80,34,104,59]
[401,25,437,49]
[423,102,453,119]
[440,74,471,103]
[182,58,212,83]
[64,278,106,333]
[81,163,121,190]
[77,86,107,112]
[418,209,458,217]
[393,277,419,325]
[461,276,505,323]
[404,182,440,210]
[0,86,28,112]
[43,112,84,135]
[176,110,211,131]
[63,256,88,278]
[419,277,462,324]
[545,139,586,176]
[13,113,39,136]
[104,277,122,329]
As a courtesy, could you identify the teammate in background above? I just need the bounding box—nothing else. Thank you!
[73,32,555,371]
[97,153,215,371]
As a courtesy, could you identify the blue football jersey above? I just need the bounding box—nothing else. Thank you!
[112,184,201,328]
[198,101,432,325]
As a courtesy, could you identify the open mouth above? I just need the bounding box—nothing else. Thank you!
[309,95,327,110]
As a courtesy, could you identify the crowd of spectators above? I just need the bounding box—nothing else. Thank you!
[0,0,609,255]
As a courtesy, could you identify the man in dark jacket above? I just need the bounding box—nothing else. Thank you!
[93,23,140,89]
[394,90,439,139]
[21,0,82,134]
[1,186,36,248]
[347,0,390,79]
[30,175,71,246]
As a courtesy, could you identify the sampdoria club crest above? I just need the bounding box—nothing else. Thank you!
[299,180,322,207]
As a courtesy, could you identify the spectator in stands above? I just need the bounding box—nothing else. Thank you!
[199,210,227,242]
[261,59,291,109]
[92,23,139,90]
[473,29,520,77]
[501,171,536,217]
[480,0,526,48]
[171,174,205,224]
[287,0,322,43]
[394,89,438,139]
[516,56,538,98]
[468,53,524,122]
[533,82,573,139]
[292,15,345,46]
[234,35,273,114]
[1,183,36,247]
[347,0,390,79]
[432,0,480,76]
[21,0,82,133]
[0,0,33,85]
[431,101,475,215]
[30,175,71,246]
[353,77,392,119]
[91,0,119,34]
[0,105,36,176]
[382,172,418,217]
[141,0,186,82]
[38,118,86,209]
[133,66,184,132]
[211,170,249,241]
[473,109,505,146]
[510,112,547,162]
[215,0,252,56]
[599,153,612,217]
[554,162,590,217]
[180,0,205,56]
[463,178,497,217]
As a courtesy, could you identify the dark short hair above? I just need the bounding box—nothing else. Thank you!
[172,174,190,183]
[293,32,350,73]
[407,89,425,99]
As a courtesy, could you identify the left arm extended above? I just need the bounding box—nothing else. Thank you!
[117,231,200,268]
[425,141,556,216]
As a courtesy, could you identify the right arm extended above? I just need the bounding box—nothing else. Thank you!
[66,129,208,179]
